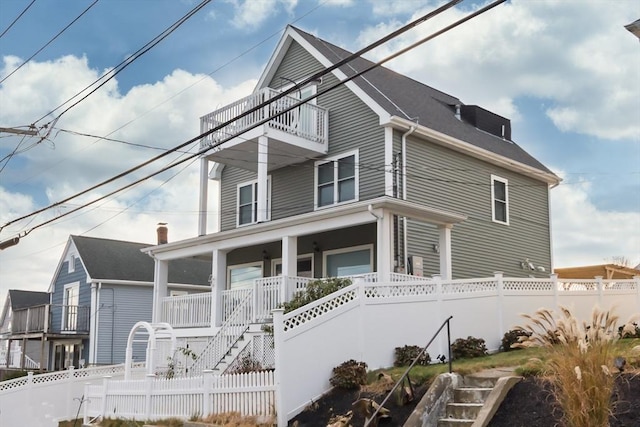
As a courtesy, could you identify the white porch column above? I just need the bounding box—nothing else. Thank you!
[212,249,227,327]
[198,157,209,236]
[281,236,297,303]
[376,210,393,282]
[438,224,452,280]
[257,135,269,223]
[152,259,168,323]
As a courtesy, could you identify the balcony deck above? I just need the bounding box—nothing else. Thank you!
[200,87,328,171]
[10,304,90,336]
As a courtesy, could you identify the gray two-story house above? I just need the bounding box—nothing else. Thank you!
[142,25,559,371]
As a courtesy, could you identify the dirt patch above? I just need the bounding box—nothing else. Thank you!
[488,373,640,427]
[289,384,428,426]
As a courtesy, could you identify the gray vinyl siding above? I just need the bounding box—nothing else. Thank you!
[95,284,153,365]
[404,132,551,278]
[219,41,386,232]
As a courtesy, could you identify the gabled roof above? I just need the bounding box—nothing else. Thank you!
[266,26,558,182]
[70,235,210,285]
[7,289,49,309]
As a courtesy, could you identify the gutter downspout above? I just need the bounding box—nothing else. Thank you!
[402,126,417,273]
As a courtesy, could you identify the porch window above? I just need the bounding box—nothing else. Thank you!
[315,150,358,208]
[272,255,313,277]
[491,175,509,224]
[228,262,263,289]
[63,283,79,331]
[237,177,271,226]
[323,245,373,277]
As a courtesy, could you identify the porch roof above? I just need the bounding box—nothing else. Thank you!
[143,196,466,260]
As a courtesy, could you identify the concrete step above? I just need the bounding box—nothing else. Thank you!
[437,418,474,427]
[454,386,493,403]
[445,402,484,419]
[463,374,499,388]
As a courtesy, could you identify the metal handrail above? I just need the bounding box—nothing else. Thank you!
[364,315,453,426]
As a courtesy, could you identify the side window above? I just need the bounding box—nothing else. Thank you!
[237,178,271,226]
[315,151,358,209]
[491,175,509,224]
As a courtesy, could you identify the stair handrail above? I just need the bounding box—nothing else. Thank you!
[188,290,253,376]
[364,315,453,426]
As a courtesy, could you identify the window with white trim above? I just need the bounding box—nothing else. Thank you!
[227,262,263,289]
[323,245,373,277]
[315,151,358,208]
[237,177,271,226]
[68,254,76,273]
[491,175,509,224]
[272,254,314,278]
[63,283,79,331]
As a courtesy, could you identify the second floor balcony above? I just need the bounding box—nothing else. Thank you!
[200,87,329,171]
[9,304,90,336]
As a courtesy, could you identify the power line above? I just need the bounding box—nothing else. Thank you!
[3,0,509,243]
[1,0,463,233]
[0,0,37,39]
[0,0,99,85]
[33,0,213,126]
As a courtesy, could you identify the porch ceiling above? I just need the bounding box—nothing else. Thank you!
[144,197,466,260]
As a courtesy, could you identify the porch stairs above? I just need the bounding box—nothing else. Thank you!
[188,291,253,376]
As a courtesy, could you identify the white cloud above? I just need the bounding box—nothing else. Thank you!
[551,174,640,269]
[227,0,298,29]
[356,0,640,140]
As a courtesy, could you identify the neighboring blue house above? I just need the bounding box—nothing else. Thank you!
[4,233,211,371]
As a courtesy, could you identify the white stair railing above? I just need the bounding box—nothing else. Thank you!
[189,291,253,376]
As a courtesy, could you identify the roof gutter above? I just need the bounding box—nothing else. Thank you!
[386,116,562,186]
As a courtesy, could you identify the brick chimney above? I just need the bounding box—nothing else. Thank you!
[157,223,168,245]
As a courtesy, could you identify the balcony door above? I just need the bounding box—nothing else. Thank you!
[63,283,79,331]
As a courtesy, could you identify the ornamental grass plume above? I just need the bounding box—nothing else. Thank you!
[514,306,638,427]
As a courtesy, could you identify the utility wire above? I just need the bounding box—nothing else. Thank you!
[5,0,511,241]
[33,0,212,126]
[1,0,463,233]
[0,0,99,84]
[0,0,37,39]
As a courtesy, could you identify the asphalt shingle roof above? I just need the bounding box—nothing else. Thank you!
[292,26,554,175]
[8,289,50,309]
[71,235,210,285]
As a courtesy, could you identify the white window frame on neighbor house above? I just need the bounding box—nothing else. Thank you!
[491,174,509,225]
[62,282,80,332]
[236,177,271,227]
[322,244,374,277]
[314,149,359,209]
[68,254,76,273]
[227,261,264,289]
[271,253,314,277]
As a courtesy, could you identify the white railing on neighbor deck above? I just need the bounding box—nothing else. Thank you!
[83,370,275,424]
[0,364,147,427]
[161,292,211,328]
[200,87,329,149]
[272,274,640,426]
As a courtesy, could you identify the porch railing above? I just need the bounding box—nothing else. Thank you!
[11,304,90,334]
[200,87,329,148]
[161,292,211,328]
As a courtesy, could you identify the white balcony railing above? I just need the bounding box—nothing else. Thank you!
[200,87,328,149]
[160,293,211,328]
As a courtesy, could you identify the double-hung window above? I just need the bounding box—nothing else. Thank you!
[491,175,509,224]
[315,150,358,208]
[237,178,270,226]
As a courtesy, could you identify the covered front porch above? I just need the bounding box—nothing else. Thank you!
[146,197,466,331]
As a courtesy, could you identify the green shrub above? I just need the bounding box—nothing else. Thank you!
[282,277,352,313]
[329,359,368,389]
[500,329,532,352]
[394,345,431,367]
[451,336,488,360]
[228,355,265,374]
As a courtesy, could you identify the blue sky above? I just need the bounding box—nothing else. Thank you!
[0,0,639,301]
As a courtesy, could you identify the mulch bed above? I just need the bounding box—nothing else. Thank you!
[289,384,428,426]
[488,373,640,427]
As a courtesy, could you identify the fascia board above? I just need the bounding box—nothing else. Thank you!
[387,116,561,185]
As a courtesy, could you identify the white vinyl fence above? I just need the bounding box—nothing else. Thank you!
[83,370,275,424]
[272,274,640,426]
[0,364,146,427]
